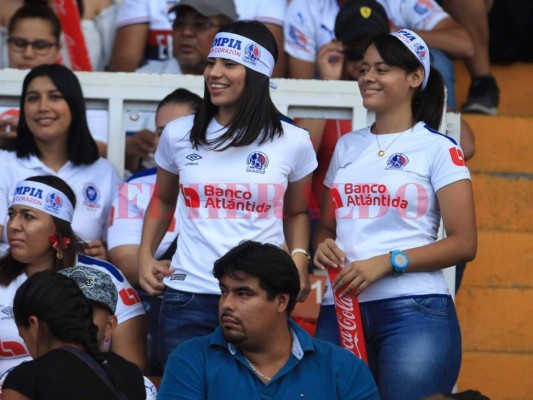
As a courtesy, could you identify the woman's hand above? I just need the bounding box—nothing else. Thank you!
[138,253,172,296]
[333,254,391,298]
[313,238,345,270]
[316,41,345,80]
[292,253,311,302]
[84,239,108,260]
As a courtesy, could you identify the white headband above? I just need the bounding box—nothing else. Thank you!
[208,32,275,79]
[390,29,430,89]
[11,181,74,223]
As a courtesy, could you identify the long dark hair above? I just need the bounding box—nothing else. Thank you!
[13,270,123,391]
[368,34,445,130]
[16,64,99,164]
[190,20,283,151]
[0,175,84,286]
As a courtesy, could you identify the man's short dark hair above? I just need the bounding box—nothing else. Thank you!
[213,241,300,315]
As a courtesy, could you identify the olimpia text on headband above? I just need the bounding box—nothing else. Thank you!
[208,32,277,88]
[10,180,74,222]
[390,29,431,89]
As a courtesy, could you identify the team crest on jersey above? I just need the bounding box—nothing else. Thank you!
[385,153,409,170]
[1,306,13,320]
[288,24,308,50]
[244,42,260,65]
[83,183,101,209]
[44,192,63,216]
[246,151,269,174]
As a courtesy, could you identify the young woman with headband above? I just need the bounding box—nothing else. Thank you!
[314,29,477,399]
[0,175,146,380]
[139,20,317,365]
[1,270,145,400]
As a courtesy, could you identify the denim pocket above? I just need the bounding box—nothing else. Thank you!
[161,290,196,310]
[410,296,449,318]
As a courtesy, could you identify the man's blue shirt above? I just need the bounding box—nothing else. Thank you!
[158,319,379,400]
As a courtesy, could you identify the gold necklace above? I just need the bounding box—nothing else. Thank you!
[243,355,272,382]
[374,130,408,157]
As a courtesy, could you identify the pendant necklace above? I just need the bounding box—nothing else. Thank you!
[374,128,409,157]
[244,355,272,382]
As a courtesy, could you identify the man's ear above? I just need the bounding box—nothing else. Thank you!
[28,315,39,335]
[105,315,118,338]
[277,293,289,313]
[408,66,424,89]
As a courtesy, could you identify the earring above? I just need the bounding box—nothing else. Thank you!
[49,235,70,260]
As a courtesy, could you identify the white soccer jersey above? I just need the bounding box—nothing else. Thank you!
[155,115,317,294]
[322,122,471,304]
[0,106,108,145]
[284,0,449,63]
[234,0,287,27]
[108,168,179,259]
[0,274,30,379]
[0,152,121,253]
[0,255,144,378]
[115,0,178,66]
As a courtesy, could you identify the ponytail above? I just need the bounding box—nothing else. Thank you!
[412,65,445,130]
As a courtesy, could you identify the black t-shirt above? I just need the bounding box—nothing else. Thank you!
[3,348,145,400]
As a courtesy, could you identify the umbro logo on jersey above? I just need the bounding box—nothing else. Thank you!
[186,153,202,161]
[1,306,13,320]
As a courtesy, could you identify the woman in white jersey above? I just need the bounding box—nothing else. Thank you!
[139,20,317,364]
[314,29,477,400]
[0,175,146,380]
[0,63,120,259]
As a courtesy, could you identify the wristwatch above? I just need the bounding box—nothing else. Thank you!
[390,250,409,276]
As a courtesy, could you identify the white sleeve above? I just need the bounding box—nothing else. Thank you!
[115,0,150,29]
[154,123,180,175]
[283,0,318,62]
[324,135,345,189]
[101,164,122,242]
[93,4,120,70]
[107,181,149,250]
[252,0,287,26]
[288,129,318,182]
[430,139,471,192]
[400,0,449,31]
[86,109,109,144]
[112,270,145,323]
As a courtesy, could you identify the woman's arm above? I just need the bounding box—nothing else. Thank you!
[138,167,179,295]
[109,245,142,286]
[333,179,477,297]
[313,187,346,269]
[283,174,313,302]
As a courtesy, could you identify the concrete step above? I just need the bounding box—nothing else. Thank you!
[458,352,532,400]
[472,174,533,232]
[465,115,533,174]
[463,231,533,287]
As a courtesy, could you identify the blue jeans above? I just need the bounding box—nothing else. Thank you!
[316,296,461,400]
[314,305,341,345]
[430,48,456,111]
[159,289,220,366]
[138,289,163,376]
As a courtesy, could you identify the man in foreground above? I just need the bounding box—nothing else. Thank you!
[158,240,379,400]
